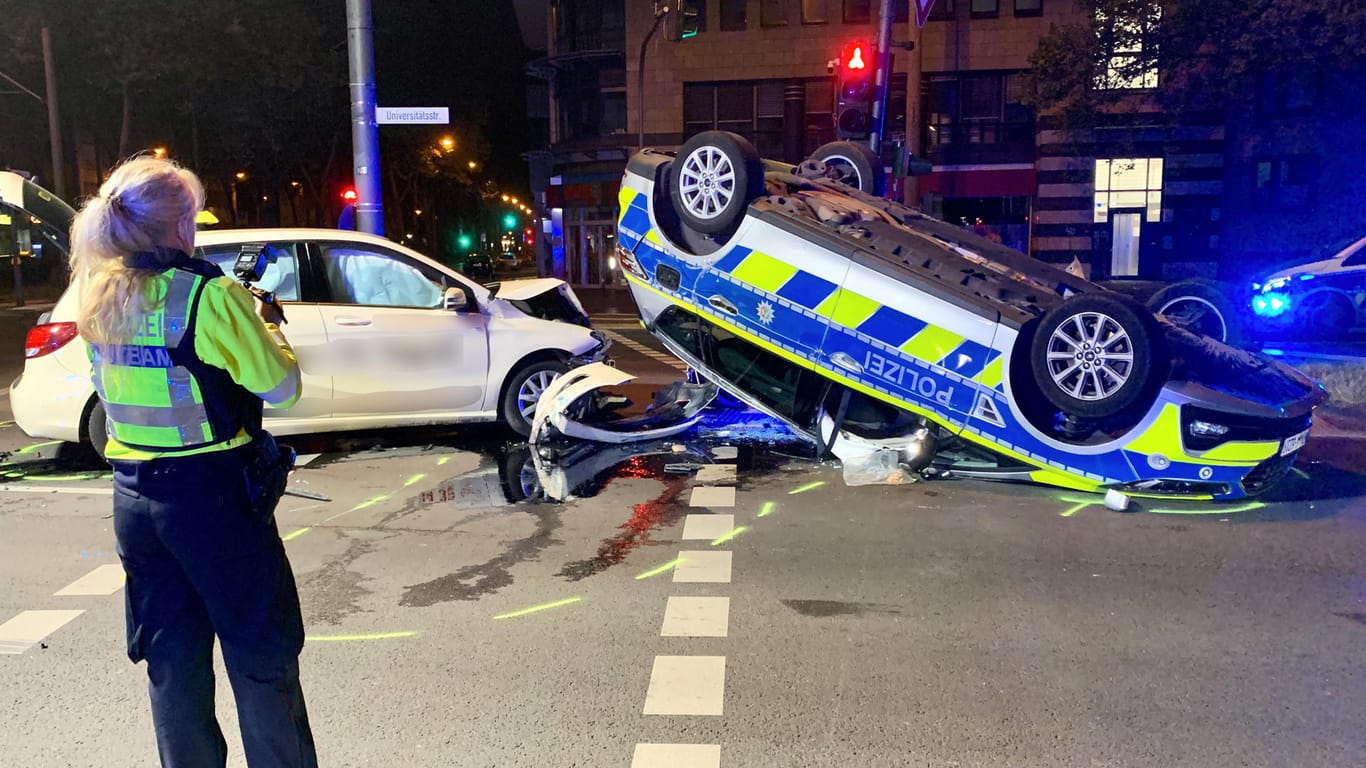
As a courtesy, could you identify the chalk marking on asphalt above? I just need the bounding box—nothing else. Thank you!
[493,597,582,620]
[660,596,729,638]
[0,485,113,496]
[643,655,726,716]
[281,527,312,542]
[437,456,451,466]
[602,330,688,370]
[1060,502,1093,518]
[757,501,776,517]
[788,481,824,495]
[304,631,417,642]
[688,485,735,508]
[709,445,738,460]
[404,473,427,487]
[694,464,736,485]
[1290,467,1310,480]
[294,453,320,467]
[710,526,746,546]
[636,558,685,580]
[53,564,124,596]
[631,743,721,767]
[0,610,86,654]
[672,551,732,583]
[681,513,735,540]
[1149,501,1266,515]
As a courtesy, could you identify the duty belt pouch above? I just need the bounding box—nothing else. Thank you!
[244,431,296,522]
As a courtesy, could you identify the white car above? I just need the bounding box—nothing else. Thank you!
[1252,234,1366,338]
[12,227,608,454]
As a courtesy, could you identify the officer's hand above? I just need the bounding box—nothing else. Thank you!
[249,288,287,326]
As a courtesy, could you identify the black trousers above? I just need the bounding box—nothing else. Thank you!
[112,446,317,768]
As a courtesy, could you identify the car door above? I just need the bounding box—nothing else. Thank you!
[309,240,489,420]
[197,242,332,422]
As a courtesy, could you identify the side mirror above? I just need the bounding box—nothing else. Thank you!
[443,286,469,311]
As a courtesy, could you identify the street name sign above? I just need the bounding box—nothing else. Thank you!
[376,107,450,125]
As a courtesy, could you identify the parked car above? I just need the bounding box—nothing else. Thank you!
[614,132,1325,500]
[13,225,609,455]
[458,251,496,281]
[1251,234,1366,339]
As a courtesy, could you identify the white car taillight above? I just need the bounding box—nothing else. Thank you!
[24,321,79,359]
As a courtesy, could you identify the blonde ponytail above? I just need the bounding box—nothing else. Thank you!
[69,156,205,344]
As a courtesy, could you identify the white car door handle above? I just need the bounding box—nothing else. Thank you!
[334,316,372,327]
[829,351,864,374]
[707,295,738,315]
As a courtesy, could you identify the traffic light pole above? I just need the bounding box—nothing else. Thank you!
[346,0,384,235]
[637,3,669,148]
[869,0,895,155]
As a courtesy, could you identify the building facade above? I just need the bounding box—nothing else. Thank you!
[524,0,1366,288]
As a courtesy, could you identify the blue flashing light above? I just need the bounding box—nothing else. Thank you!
[1252,292,1291,318]
[1298,273,1314,280]
[1263,348,1284,356]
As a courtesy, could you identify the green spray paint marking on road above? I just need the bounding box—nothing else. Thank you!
[305,631,418,642]
[404,473,427,487]
[711,526,747,546]
[788,481,824,495]
[281,527,312,542]
[1148,501,1265,516]
[437,456,451,466]
[349,493,393,512]
[635,557,684,580]
[493,597,582,620]
[1290,467,1310,480]
[757,501,776,517]
[13,440,62,456]
[1056,494,1102,518]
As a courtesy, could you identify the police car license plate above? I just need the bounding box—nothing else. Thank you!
[1280,428,1310,457]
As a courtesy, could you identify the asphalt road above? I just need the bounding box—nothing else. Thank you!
[0,311,1364,767]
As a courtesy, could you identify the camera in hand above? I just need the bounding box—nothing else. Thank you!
[232,244,287,323]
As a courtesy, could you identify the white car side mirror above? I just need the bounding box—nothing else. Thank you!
[443,286,468,311]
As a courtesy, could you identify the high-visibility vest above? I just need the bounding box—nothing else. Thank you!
[91,265,258,452]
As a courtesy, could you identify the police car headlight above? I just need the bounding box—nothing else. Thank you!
[1188,420,1230,438]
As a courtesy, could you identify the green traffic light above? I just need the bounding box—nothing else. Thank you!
[502,213,516,228]
[457,234,472,249]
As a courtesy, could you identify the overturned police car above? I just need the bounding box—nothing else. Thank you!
[612,131,1326,500]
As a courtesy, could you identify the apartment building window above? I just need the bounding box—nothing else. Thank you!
[1097,3,1160,90]
[928,0,955,21]
[970,0,999,18]
[924,72,1032,149]
[684,80,787,158]
[1094,158,1163,223]
[1013,0,1042,16]
[802,0,828,24]
[1257,68,1317,115]
[720,0,747,30]
[1253,157,1314,211]
[844,0,872,23]
[762,0,789,26]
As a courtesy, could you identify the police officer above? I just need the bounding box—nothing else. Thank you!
[69,156,317,767]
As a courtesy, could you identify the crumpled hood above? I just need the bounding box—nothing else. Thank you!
[487,278,592,326]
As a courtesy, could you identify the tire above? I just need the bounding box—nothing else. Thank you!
[1029,293,1166,420]
[84,399,109,459]
[809,141,885,196]
[1294,292,1355,340]
[501,360,565,437]
[1147,279,1243,346]
[669,131,765,236]
[498,445,542,502]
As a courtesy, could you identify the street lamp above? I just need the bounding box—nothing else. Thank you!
[152,146,167,159]
[439,135,455,151]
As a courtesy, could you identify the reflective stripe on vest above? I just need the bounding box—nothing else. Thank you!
[91,270,217,449]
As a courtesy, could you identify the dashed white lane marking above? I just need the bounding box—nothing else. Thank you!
[709,446,738,461]
[631,743,721,767]
[673,551,732,583]
[0,485,112,496]
[688,486,735,508]
[660,596,729,638]
[53,564,125,596]
[694,465,736,485]
[0,610,86,655]
[602,330,688,370]
[642,656,726,716]
[681,514,735,541]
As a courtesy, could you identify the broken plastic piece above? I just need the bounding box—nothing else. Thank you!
[1104,489,1131,511]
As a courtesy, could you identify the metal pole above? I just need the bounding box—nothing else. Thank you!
[346,0,384,235]
[869,0,895,155]
[637,5,668,148]
[40,26,65,200]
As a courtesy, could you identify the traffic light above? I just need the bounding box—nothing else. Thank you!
[502,213,517,229]
[676,0,701,40]
[835,42,873,140]
[340,187,358,203]
[457,233,472,250]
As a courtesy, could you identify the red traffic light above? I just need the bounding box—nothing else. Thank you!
[341,187,358,203]
[845,44,868,71]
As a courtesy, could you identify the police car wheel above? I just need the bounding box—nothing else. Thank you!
[1147,279,1242,346]
[1295,293,1355,340]
[809,141,885,196]
[1029,293,1165,420]
[502,360,564,437]
[84,399,109,459]
[669,131,765,236]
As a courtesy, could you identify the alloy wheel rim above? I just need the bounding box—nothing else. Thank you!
[678,146,736,220]
[517,370,560,419]
[1045,311,1135,401]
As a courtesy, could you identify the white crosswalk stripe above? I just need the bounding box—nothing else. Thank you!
[602,330,688,370]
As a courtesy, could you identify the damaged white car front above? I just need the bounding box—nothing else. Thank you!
[528,362,717,445]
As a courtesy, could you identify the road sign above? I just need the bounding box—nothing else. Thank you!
[915,0,936,28]
[375,107,450,125]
